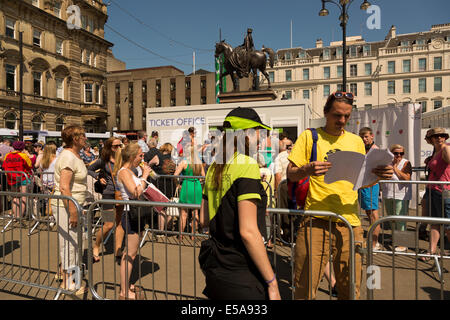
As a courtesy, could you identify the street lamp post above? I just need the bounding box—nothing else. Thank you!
[319,0,371,91]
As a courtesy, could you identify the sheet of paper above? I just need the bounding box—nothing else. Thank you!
[324,151,365,186]
[356,148,394,190]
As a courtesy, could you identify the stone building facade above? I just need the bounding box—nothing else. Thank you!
[0,0,112,134]
[263,24,450,118]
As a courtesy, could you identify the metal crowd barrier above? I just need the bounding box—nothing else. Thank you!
[366,180,450,300]
[85,199,205,300]
[0,190,85,299]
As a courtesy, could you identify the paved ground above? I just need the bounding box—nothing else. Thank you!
[0,213,448,300]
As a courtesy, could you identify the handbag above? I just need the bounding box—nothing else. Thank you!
[166,187,180,217]
[287,128,318,209]
[141,180,169,214]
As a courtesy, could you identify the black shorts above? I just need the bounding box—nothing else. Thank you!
[203,267,268,300]
[121,209,148,235]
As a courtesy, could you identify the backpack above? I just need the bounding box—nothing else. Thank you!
[287,128,318,209]
[161,157,176,175]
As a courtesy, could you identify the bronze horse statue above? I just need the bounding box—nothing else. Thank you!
[215,40,275,91]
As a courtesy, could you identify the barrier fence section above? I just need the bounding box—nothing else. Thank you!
[0,188,85,299]
[366,180,450,300]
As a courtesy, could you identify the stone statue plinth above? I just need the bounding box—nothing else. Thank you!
[218,90,277,104]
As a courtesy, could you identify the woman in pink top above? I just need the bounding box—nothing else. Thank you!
[422,127,450,261]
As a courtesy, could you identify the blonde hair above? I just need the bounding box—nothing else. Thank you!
[113,142,141,176]
[185,145,202,176]
[41,144,57,169]
[159,143,173,154]
[390,144,404,152]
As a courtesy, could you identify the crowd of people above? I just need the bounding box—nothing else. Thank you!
[0,92,449,300]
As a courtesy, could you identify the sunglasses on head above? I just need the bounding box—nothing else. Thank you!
[393,152,404,156]
[332,91,354,100]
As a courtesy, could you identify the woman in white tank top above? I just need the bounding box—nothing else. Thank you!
[381,144,412,252]
[113,143,151,300]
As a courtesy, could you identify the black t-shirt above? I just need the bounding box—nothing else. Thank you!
[144,147,161,165]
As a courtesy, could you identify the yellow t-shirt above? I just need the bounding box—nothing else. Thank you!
[288,128,365,226]
[51,149,88,207]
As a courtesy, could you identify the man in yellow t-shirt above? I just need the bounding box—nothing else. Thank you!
[287,92,393,300]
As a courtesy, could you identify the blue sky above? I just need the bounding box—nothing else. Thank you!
[105,0,450,74]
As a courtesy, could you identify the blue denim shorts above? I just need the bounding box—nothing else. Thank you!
[359,184,380,210]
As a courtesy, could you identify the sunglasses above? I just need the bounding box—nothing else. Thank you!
[285,144,293,148]
[332,91,354,100]
[431,134,447,138]
[393,152,404,156]
[111,144,122,148]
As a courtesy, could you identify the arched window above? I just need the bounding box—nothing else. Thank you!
[32,115,43,131]
[4,112,17,129]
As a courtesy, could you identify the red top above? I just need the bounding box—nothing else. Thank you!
[428,145,450,192]
[1,151,33,185]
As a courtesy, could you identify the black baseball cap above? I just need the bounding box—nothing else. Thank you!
[224,107,271,131]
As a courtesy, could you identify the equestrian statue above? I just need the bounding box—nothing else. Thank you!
[215,28,275,92]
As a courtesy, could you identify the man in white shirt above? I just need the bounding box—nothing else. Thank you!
[137,130,149,153]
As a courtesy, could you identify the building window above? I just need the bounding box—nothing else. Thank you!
[434,100,442,110]
[33,29,41,47]
[156,99,161,107]
[88,18,94,33]
[337,83,344,92]
[170,98,176,106]
[336,47,343,59]
[298,51,306,58]
[420,101,427,113]
[323,66,330,79]
[201,96,206,104]
[4,112,17,130]
[31,115,43,131]
[418,58,427,71]
[388,80,395,94]
[55,117,64,131]
[403,60,411,73]
[54,2,61,18]
[350,64,357,77]
[364,104,373,109]
[269,72,274,83]
[81,15,87,29]
[323,49,330,60]
[349,83,357,96]
[56,78,64,99]
[418,78,427,93]
[56,39,63,55]
[434,57,442,70]
[285,91,292,100]
[303,69,309,80]
[170,82,176,91]
[364,82,372,96]
[142,84,147,95]
[323,85,330,97]
[337,65,343,78]
[33,72,42,96]
[387,61,395,74]
[95,84,101,104]
[403,79,411,94]
[286,70,292,82]
[364,63,372,76]
[5,18,15,38]
[156,83,161,92]
[185,97,191,105]
[201,80,206,88]
[32,0,39,7]
[85,83,93,103]
[6,64,16,91]
[434,77,442,92]
[363,45,371,56]
[303,89,310,99]
[285,52,291,60]
[350,46,357,57]
[185,80,191,89]
[142,100,147,108]
[85,51,91,65]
